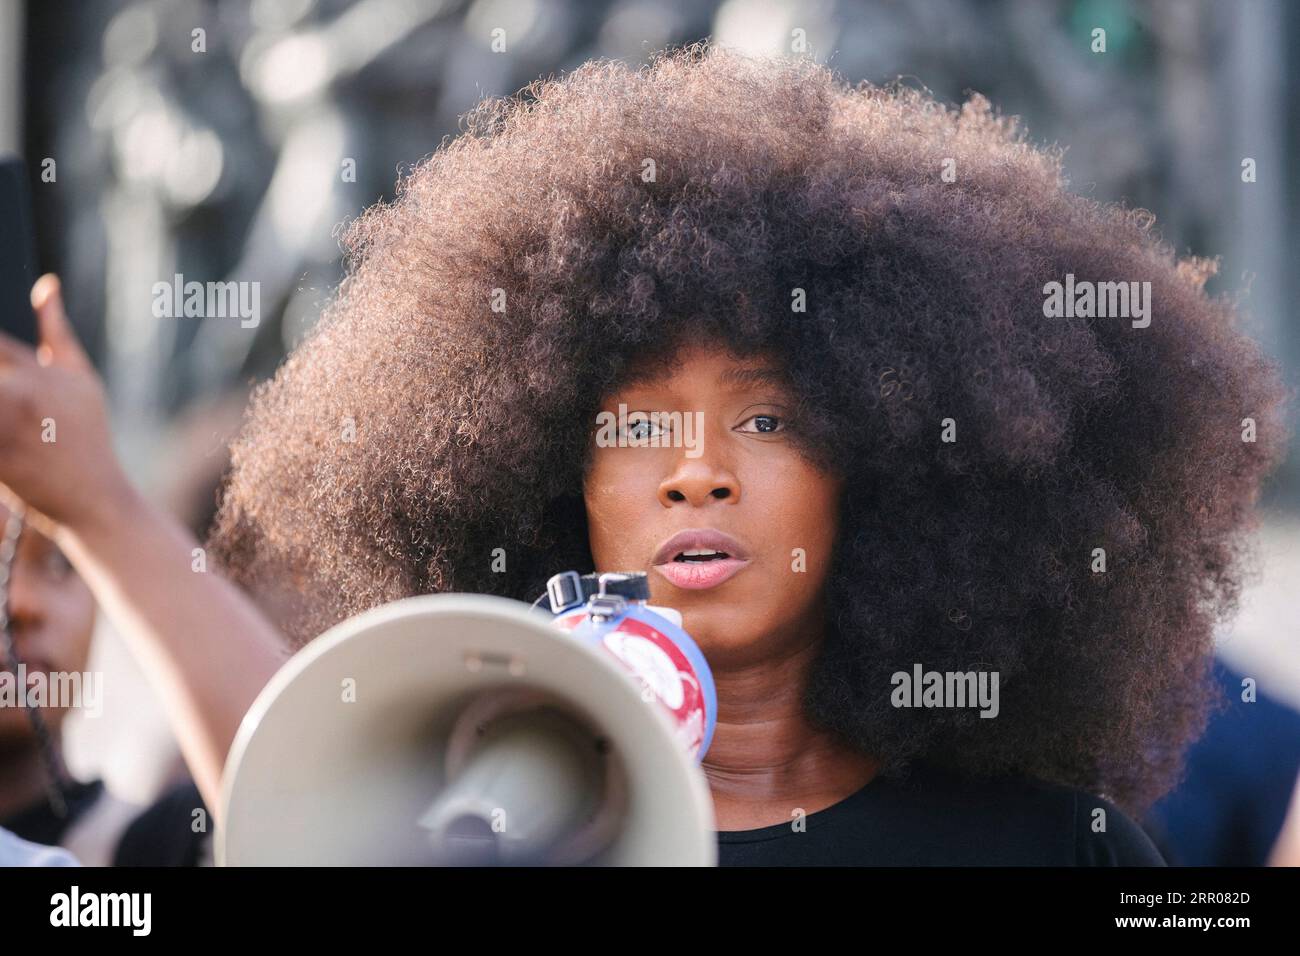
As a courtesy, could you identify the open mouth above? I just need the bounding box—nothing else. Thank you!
[655,550,749,590]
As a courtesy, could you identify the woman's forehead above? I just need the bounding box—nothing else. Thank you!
[0,504,55,553]
[614,343,787,392]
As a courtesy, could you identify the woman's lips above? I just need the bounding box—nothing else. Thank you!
[652,556,749,590]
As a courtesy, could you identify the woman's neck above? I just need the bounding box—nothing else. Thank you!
[703,640,877,831]
[0,739,66,821]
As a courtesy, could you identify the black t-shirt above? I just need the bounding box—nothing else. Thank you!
[0,778,105,847]
[0,778,210,866]
[113,781,211,867]
[716,762,1166,866]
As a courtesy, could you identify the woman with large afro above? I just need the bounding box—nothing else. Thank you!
[0,42,1287,865]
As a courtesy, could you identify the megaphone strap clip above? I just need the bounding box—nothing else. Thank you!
[545,570,585,614]
[544,570,649,615]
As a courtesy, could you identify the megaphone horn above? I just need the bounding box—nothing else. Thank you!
[217,588,717,865]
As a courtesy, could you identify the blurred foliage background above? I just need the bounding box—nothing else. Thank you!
[5,0,1297,500]
[2,1,1298,801]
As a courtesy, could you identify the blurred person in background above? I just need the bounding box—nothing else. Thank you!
[0,497,211,865]
[0,270,286,843]
[1143,658,1300,866]
[1268,768,1300,865]
[0,825,79,866]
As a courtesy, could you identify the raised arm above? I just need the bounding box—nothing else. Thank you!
[0,275,289,817]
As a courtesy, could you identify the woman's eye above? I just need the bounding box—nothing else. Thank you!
[737,413,785,434]
[623,416,667,441]
[18,543,73,581]
[39,548,74,580]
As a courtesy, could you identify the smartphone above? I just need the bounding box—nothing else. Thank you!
[0,155,40,345]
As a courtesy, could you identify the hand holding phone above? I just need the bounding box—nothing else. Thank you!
[0,156,40,346]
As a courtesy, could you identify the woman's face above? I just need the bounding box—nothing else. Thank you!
[583,342,845,666]
[0,503,95,745]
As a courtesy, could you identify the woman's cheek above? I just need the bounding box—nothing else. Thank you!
[57,581,98,668]
[584,460,642,567]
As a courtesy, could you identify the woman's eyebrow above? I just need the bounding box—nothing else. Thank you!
[718,366,790,391]
[613,364,788,394]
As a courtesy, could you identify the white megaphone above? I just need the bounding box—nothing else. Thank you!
[216,571,719,865]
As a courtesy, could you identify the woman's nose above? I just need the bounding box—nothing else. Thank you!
[658,455,740,507]
[4,560,44,637]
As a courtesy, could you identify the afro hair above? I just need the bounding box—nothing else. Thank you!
[210,42,1288,815]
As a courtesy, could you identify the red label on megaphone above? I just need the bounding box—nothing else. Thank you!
[552,606,715,761]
